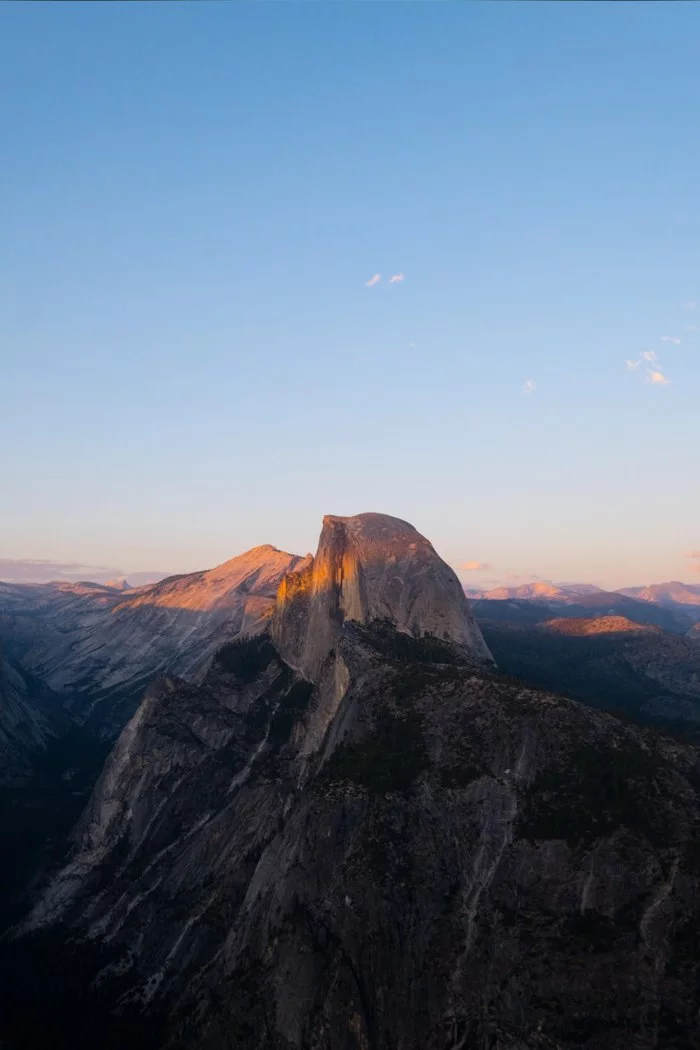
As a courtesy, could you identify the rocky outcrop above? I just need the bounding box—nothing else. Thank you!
[273,513,492,680]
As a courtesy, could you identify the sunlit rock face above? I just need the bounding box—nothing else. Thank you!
[273,512,493,680]
[1,546,306,738]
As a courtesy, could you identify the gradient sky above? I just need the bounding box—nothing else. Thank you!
[2,2,699,590]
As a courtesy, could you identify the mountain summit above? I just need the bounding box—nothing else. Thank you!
[273,512,493,679]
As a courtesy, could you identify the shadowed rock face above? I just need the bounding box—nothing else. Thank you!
[0,647,53,786]
[273,513,492,680]
[11,623,700,1050]
[476,612,700,734]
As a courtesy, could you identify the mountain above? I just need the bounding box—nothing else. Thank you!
[0,545,307,739]
[6,513,700,1050]
[476,611,700,734]
[480,581,603,601]
[470,581,700,629]
[620,581,700,605]
[618,581,700,623]
[273,512,492,680]
[472,589,695,635]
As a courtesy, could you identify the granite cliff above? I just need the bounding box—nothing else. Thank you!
[5,514,700,1050]
[0,646,53,787]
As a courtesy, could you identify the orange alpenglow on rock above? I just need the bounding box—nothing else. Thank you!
[273,512,493,680]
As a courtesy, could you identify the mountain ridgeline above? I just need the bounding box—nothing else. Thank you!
[1,514,700,1050]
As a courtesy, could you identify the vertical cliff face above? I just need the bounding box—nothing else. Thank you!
[272,513,492,680]
[0,647,52,786]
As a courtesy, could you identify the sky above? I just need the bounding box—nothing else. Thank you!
[1,1,699,590]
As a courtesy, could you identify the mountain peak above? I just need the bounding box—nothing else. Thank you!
[273,512,492,680]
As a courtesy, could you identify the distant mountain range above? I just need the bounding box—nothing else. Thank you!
[465,578,700,628]
[619,580,700,606]
[466,581,604,601]
[0,559,170,587]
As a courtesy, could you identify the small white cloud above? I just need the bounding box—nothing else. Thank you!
[642,350,658,362]
[625,359,640,371]
[389,274,405,284]
[523,379,536,394]
[646,370,671,386]
[682,300,697,310]
[661,336,681,345]
[365,273,381,287]
[408,341,416,348]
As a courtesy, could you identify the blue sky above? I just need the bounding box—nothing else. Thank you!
[2,1,699,589]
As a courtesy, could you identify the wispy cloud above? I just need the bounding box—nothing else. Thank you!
[460,560,492,572]
[684,551,700,560]
[523,379,536,394]
[682,300,697,310]
[389,273,405,284]
[661,336,681,345]
[365,273,381,287]
[625,359,640,371]
[646,370,671,386]
[685,324,699,333]
[642,350,658,362]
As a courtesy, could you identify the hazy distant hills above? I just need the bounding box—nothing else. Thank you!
[469,581,604,601]
[0,559,169,588]
[473,594,695,635]
[619,580,700,607]
[469,579,700,631]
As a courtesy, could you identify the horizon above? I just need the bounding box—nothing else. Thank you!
[2,3,699,590]
[2,534,700,594]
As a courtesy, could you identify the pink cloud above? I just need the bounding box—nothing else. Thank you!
[460,560,492,572]
[646,370,671,385]
[389,273,405,284]
[365,273,381,287]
